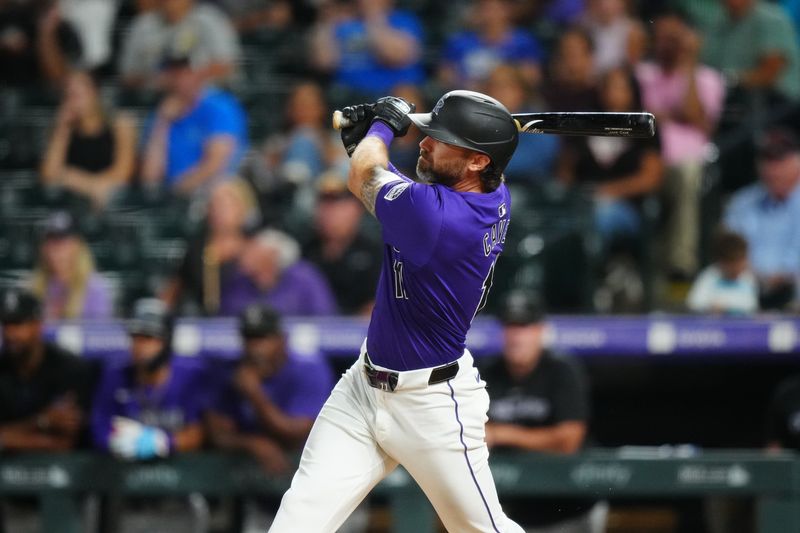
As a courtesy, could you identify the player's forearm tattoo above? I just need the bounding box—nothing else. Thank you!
[360,168,384,216]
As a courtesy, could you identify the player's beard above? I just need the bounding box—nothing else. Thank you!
[416,152,467,188]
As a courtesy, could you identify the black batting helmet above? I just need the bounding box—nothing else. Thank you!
[409,90,519,172]
[127,298,175,372]
[127,298,173,340]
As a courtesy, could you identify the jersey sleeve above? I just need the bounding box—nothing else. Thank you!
[374,172,445,266]
[551,356,590,424]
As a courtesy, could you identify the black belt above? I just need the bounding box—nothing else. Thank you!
[363,354,459,392]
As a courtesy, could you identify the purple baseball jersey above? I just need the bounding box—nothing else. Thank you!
[366,166,511,370]
[90,358,209,450]
[213,350,333,434]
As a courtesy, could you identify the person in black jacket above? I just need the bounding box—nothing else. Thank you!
[482,291,607,533]
[0,287,95,453]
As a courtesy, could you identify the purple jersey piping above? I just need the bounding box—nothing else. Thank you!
[447,380,500,532]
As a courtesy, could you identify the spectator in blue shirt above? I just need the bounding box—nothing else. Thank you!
[309,0,425,100]
[439,0,544,91]
[140,53,247,200]
[724,127,800,310]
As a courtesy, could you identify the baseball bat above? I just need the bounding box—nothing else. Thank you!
[332,110,656,138]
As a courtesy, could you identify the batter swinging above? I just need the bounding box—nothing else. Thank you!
[269,90,524,532]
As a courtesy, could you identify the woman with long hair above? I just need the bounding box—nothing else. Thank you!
[558,66,663,245]
[40,69,136,210]
[30,212,113,320]
[161,179,261,315]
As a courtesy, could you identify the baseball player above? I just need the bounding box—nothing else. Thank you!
[269,91,524,532]
[91,298,207,460]
[90,298,211,532]
[207,304,334,475]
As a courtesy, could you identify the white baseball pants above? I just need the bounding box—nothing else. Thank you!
[269,341,524,533]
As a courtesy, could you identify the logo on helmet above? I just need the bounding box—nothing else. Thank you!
[432,97,445,116]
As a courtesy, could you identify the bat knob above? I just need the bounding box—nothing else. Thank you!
[332,110,349,130]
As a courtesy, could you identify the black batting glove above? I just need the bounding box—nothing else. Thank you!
[373,96,416,137]
[340,103,375,157]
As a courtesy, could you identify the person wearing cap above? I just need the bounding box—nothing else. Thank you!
[206,304,335,529]
[119,0,240,89]
[90,298,206,460]
[481,292,605,533]
[0,288,95,452]
[29,211,113,321]
[90,300,211,531]
[723,126,800,310]
[302,170,382,315]
[140,46,247,199]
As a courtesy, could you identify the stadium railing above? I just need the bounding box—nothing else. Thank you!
[1,449,797,533]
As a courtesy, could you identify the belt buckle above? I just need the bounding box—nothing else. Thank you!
[364,363,398,392]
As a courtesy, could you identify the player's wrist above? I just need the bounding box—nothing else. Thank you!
[366,121,395,148]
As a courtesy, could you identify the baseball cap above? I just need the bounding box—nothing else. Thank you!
[499,291,545,325]
[757,128,800,160]
[0,288,42,324]
[42,211,79,240]
[127,298,172,339]
[239,304,282,338]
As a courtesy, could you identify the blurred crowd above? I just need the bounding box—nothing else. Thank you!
[4,286,800,533]
[1,0,800,319]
